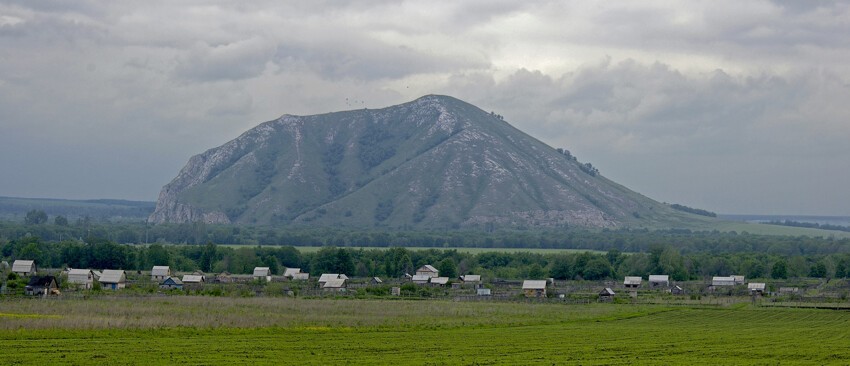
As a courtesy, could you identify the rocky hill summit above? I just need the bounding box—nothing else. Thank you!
[150,95,712,229]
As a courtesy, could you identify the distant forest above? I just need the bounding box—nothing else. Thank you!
[669,204,717,218]
[765,220,850,233]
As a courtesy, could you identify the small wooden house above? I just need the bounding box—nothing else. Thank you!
[182,274,205,289]
[411,274,431,285]
[732,275,746,285]
[26,276,58,296]
[99,269,127,290]
[283,268,301,278]
[253,267,271,282]
[522,280,547,298]
[318,273,347,284]
[712,276,736,287]
[460,274,481,284]
[648,275,669,288]
[415,265,439,278]
[624,276,642,289]
[371,277,383,284]
[159,276,183,290]
[599,287,616,302]
[151,266,171,282]
[67,268,95,289]
[12,260,37,277]
[322,278,346,292]
[747,283,766,294]
[430,277,449,286]
[671,285,685,295]
[292,273,309,280]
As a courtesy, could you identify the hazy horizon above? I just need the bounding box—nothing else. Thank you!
[2,1,849,216]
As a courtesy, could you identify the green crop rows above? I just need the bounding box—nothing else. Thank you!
[1,298,849,365]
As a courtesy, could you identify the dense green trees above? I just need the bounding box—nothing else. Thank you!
[24,210,48,225]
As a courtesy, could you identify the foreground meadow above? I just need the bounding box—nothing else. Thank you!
[2,296,849,365]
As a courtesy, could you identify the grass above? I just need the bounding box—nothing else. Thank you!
[2,296,850,364]
[212,245,611,254]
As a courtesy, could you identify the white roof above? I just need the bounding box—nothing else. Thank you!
[67,268,93,276]
[649,275,669,282]
[430,277,449,285]
[323,278,346,288]
[712,276,736,286]
[747,283,766,290]
[253,267,270,277]
[182,275,205,283]
[411,274,431,282]
[151,266,170,276]
[319,273,347,282]
[624,276,642,285]
[417,265,438,273]
[292,273,309,280]
[523,280,547,290]
[461,275,481,282]
[600,288,616,295]
[99,270,126,284]
[284,268,301,277]
[93,270,103,278]
[12,260,35,272]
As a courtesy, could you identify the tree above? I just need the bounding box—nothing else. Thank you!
[437,258,457,279]
[384,247,413,277]
[199,242,217,272]
[771,260,788,279]
[809,261,828,278]
[54,215,69,226]
[262,255,280,275]
[527,263,545,279]
[582,257,613,280]
[24,210,48,225]
[146,244,171,267]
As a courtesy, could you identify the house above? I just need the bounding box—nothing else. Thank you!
[624,276,642,288]
[712,276,736,287]
[415,265,439,278]
[477,288,491,296]
[292,273,309,280]
[322,278,346,292]
[284,268,301,278]
[371,277,383,284]
[430,277,449,286]
[182,274,205,289]
[411,274,431,285]
[747,283,766,294]
[460,275,481,284]
[67,269,95,289]
[649,275,669,288]
[25,276,58,296]
[159,276,183,290]
[599,287,616,301]
[151,266,171,282]
[99,269,126,290]
[732,275,746,285]
[318,273,347,284]
[214,271,233,284]
[522,280,547,298]
[671,285,685,295]
[12,260,37,276]
[253,267,271,282]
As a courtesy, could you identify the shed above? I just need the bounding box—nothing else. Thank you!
[712,276,736,287]
[411,274,431,284]
[460,274,481,283]
[253,267,271,282]
[12,260,37,276]
[671,285,685,295]
[67,269,95,289]
[747,283,766,294]
[182,274,205,284]
[25,276,58,296]
[284,268,301,278]
[292,273,309,280]
[599,287,616,301]
[151,266,171,282]
[159,276,183,290]
[624,276,642,288]
[477,288,491,296]
[322,278,346,291]
[648,275,669,287]
[415,265,439,278]
[522,280,547,298]
[430,277,449,286]
[732,275,746,285]
[214,271,232,284]
[371,277,383,284]
[391,287,401,296]
[99,269,126,290]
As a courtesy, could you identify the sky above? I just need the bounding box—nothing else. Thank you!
[1,0,849,215]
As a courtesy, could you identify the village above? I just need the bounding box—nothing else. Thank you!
[1,258,834,305]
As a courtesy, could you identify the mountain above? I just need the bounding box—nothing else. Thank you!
[149,95,716,229]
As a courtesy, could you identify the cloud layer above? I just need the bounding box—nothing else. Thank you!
[1,0,848,215]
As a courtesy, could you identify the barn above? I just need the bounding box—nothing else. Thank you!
[67,269,95,289]
[253,267,271,282]
[151,266,171,282]
[624,276,642,289]
[99,270,126,290]
[649,275,669,288]
[415,265,439,278]
[522,280,547,298]
[25,276,58,296]
[12,260,37,277]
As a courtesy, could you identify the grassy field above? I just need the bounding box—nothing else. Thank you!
[212,245,611,254]
[2,296,850,365]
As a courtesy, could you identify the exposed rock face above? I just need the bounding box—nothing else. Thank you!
[150,95,701,229]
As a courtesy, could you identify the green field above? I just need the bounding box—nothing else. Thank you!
[252,246,611,255]
[2,296,849,365]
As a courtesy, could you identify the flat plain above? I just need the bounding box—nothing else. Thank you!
[2,296,850,365]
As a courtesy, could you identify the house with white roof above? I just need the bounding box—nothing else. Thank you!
[151,266,170,282]
[522,280,547,298]
[253,267,271,282]
[99,270,126,290]
[67,269,95,289]
[415,265,439,278]
[12,260,37,276]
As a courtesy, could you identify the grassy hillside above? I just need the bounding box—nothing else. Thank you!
[0,196,154,222]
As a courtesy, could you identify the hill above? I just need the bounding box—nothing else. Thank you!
[0,196,154,222]
[150,95,718,230]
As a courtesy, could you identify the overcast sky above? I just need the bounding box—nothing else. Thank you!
[1,1,849,215]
